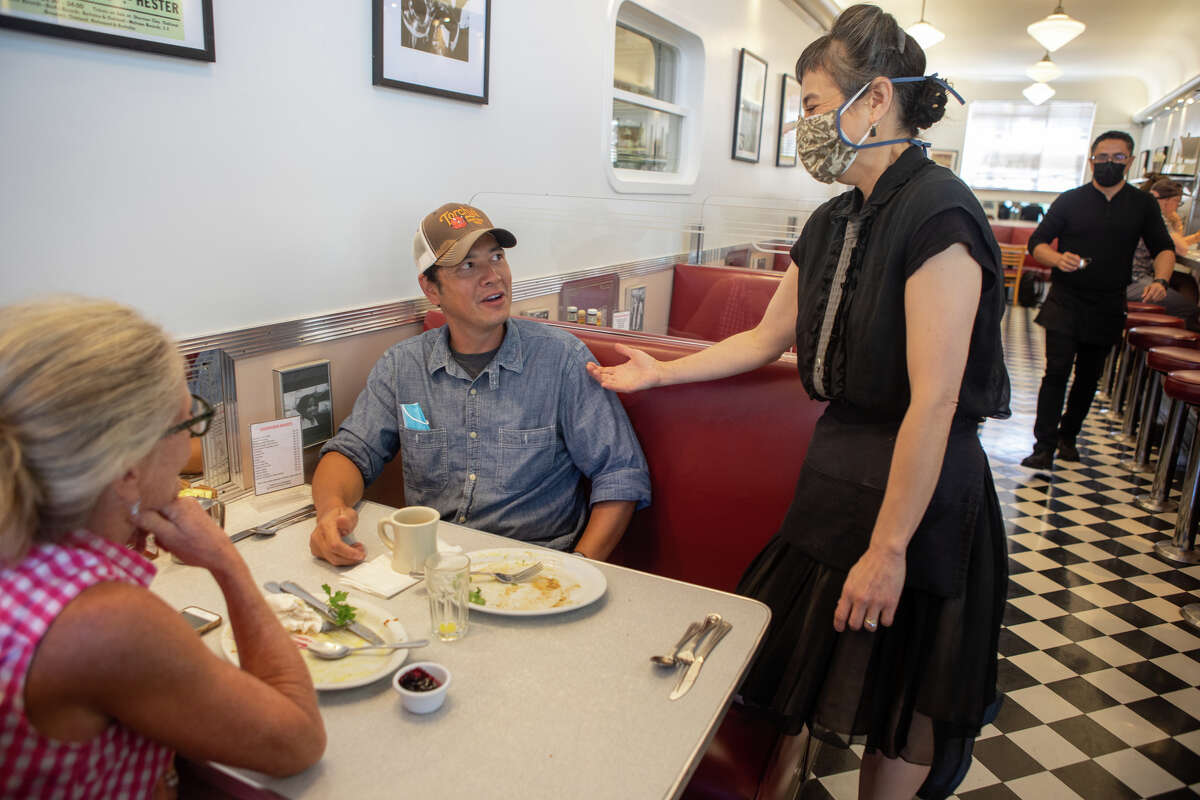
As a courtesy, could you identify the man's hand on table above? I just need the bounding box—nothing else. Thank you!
[309,505,365,565]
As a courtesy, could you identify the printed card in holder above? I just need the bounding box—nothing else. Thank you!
[249,418,304,495]
[401,403,431,431]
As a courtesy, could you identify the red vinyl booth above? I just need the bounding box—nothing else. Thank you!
[668,263,783,343]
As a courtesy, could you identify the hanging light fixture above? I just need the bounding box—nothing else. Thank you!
[906,0,945,50]
[1026,52,1062,83]
[1023,82,1056,106]
[1027,3,1086,52]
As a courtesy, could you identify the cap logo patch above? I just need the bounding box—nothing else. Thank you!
[439,207,483,229]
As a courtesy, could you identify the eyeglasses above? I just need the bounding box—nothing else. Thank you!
[1090,153,1130,164]
[164,394,214,438]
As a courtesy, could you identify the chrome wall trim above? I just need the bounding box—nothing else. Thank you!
[175,254,685,360]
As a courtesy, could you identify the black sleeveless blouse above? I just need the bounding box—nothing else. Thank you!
[779,146,1011,597]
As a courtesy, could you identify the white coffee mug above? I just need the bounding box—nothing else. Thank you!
[377,506,440,573]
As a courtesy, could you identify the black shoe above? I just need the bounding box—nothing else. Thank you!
[1021,449,1054,469]
[1057,440,1080,462]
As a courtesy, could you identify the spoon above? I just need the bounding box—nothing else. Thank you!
[657,618,720,671]
[302,639,430,660]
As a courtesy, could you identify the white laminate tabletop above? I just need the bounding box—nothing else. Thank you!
[150,487,771,800]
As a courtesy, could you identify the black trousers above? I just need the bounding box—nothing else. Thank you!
[1033,330,1111,450]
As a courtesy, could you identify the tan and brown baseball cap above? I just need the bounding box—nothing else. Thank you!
[413,203,517,272]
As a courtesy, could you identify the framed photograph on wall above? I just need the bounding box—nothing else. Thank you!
[776,74,801,167]
[273,360,334,450]
[929,148,959,172]
[0,0,214,61]
[373,0,490,104]
[732,48,768,163]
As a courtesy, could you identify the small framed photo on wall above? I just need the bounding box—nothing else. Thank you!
[373,0,490,104]
[929,148,959,173]
[732,48,768,163]
[776,74,801,167]
[273,360,334,449]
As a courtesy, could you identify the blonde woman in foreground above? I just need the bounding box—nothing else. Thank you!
[0,297,325,799]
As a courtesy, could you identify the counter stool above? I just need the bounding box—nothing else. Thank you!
[1135,347,1200,511]
[1101,302,1166,403]
[1108,313,1185,426]
[1155,371,1200,567]
[1118,326,1200,460]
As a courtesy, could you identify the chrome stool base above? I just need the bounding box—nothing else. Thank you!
[1182,604,1200,633]
[1134,493,1177,514]
[1155,540,1200,565]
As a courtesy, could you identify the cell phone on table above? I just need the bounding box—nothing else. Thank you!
[181,606,222,635]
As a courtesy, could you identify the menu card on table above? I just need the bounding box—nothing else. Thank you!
[250,418,304,495]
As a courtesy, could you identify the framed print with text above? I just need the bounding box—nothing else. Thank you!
[776,74,801,167]
[0,0,214,61]
[273,360,334,450]
[732,48,767,163]
[373,0,490,104]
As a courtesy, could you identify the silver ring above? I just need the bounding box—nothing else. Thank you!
[864,618,878,629]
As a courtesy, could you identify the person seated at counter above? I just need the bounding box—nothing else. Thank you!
[309,203,650,565]
[0,297,325,797]
[1127,178,1200,328]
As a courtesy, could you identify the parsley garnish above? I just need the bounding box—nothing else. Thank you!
[469,587,486,606]
[321,583,357,626]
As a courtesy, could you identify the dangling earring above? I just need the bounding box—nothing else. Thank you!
[870,124,878,138]
[130,500,141,518]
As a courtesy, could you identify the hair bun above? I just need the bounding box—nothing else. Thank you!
[908,76,948,131]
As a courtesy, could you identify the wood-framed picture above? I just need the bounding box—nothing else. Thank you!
[732,48,767,163]
[0,0,214,62]
[273,360,334,450]
[776,74,801,167]
[373,0,490,104]
[929,148,959,172]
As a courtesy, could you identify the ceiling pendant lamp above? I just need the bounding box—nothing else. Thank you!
[1027,3,1086,52]
[1026,52,1062,84]
[906,0,945,50]
[1023,82,1056,106]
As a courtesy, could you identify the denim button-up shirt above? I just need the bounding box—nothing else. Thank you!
[322,318,651,550]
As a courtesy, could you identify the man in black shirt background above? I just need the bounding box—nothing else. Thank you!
[1021,131,1176,469]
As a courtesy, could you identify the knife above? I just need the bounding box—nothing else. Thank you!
[669,620,731,701]
[278,580,385,645]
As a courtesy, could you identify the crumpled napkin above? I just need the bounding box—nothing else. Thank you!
[338,538,463,599]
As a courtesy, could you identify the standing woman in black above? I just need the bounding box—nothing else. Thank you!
[588,5,1010,798]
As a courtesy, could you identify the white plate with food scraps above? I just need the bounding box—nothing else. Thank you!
[464,548,607,617]
[221,596,409,691]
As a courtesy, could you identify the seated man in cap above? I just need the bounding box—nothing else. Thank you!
[309,203,650,565]
[1126,179,1200,328]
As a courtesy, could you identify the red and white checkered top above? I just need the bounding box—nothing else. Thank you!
[1,530,173,799]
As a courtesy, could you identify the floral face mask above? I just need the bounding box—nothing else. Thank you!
[795,75,964,184]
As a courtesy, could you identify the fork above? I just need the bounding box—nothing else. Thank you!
[409,561,543,584]
[229,506,317,544]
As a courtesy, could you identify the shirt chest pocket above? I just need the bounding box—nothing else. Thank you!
[399,428,448,492]
[499,426,556,494]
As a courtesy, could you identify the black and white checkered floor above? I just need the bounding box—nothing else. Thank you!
[801,307,1200,799]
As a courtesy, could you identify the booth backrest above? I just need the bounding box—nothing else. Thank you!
[668,263,783,343]
[990,221,1053,270]
[423,309,820,591]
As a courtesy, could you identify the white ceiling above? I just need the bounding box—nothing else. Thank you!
[829,0,1199,106]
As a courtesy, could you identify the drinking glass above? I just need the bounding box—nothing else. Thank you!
[426,552,470,641]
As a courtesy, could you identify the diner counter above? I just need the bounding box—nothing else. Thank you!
[150,487,771,799]
[1179,247,1200,272]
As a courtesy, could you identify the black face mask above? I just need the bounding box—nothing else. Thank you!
[1093,161,1126,187]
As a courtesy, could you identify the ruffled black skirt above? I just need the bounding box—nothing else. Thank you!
[735,467,1006,764]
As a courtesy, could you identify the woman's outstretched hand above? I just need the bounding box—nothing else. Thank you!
[585,343,665,393]
[833,545,905,633]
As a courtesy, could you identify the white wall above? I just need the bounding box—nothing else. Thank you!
[0,0,831,338]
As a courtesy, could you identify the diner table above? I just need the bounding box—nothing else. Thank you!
[150,486,771,800]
